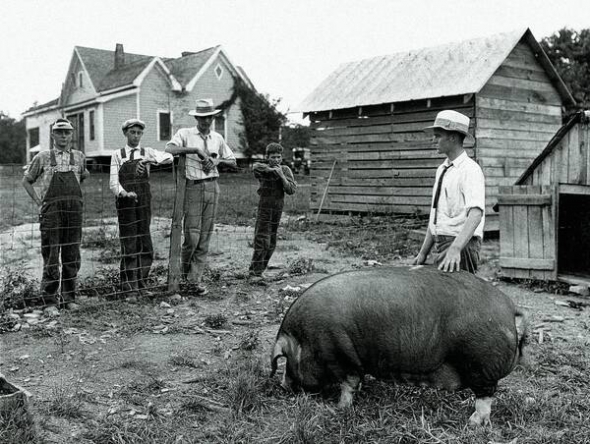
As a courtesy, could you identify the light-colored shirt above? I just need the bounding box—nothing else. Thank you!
[428,151,485,238]
[166,128,236,180]
[24,148,89,201]
[109,145,173,196]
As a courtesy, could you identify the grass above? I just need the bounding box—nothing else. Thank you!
[0,169,311,232]
[2,171,590,443]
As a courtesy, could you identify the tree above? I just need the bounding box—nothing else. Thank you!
[280,124,311,150]
[220,78,286,158]
[540,28,590,109]
[0,112,26,164]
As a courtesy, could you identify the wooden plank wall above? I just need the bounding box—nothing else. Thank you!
[477,40,563,230]
[523,122,590,186]
[498,185,556,280]
[309,96,475,215]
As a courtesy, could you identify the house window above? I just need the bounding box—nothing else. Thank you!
[89,110,95,140]
[78,72,84,88]
[214,113,226,139]
[158,111,172,141]
[66,113,85,152]
[28,127,40,148]
[215,64,223,80]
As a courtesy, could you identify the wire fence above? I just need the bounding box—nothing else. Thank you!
[0,162,314,304]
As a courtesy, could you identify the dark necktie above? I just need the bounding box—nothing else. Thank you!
[130,148,138,161]
[432,164,451,224]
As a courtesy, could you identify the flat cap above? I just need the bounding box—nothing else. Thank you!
[122,118,146,132]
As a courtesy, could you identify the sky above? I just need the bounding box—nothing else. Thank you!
[1,0,588,123]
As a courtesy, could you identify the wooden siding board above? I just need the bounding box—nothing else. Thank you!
[499,187,515,261]
[494,65,555,83]
[477,118,559,134]
[478,83,562,105]
[512,186,531,278]
[544,185,556,279]
[567,128,581,183]
[476,97,562,116]
[528,186,545,265]
[310,106,475,129]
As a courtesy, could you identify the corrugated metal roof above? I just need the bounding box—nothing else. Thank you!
[296,28,573,113]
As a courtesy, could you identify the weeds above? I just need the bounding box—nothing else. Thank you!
[0,404,39,444]
[169,349,200,368]
[238,330,260,351]
[0,266,40,309]
[43,378,84,419]
[222,354,267,418]
[204,313,228,329]
[287,257,315,275]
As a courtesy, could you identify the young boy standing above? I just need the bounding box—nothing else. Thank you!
[249,143,297,278]
[109,119,173,297]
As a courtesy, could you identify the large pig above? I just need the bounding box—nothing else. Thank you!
[270,266,528,426]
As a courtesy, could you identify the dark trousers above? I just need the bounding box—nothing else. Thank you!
[249,199,284,276]
[117,193,153,291]
[434,235,482,274]
[40,199,83,303]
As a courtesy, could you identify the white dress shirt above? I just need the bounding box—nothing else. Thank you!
[166,128,236,180]
[109,145,173,197]
[428,151,486,238]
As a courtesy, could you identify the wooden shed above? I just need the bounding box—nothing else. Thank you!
[297,28,575,230]
[498,111,590,283]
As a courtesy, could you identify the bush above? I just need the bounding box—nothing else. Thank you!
[0,266,40,309]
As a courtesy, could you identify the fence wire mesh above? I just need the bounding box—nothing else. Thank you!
[1,162,424,310]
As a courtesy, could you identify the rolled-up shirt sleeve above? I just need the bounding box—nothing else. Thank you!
[24,153,43,183]
[461,164,485,212]
[219,138,236,161]
[109,152,123,197]
[145,147,173,165]
[166,130,185,150]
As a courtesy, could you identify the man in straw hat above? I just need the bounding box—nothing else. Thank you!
[166,99,236,295]
[22,118,90,312]
[412,110,485,273]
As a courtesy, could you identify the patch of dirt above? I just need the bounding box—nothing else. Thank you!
[2,220,590,443]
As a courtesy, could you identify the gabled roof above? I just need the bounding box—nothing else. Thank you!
[76,46,152,92]
[516,111,587,185]
[23,97,59,114]
[164,46,218,87]
[297,28,575,113]
[73,44,253,95]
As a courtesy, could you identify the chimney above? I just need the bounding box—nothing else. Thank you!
[181,51,196,57]
[114,43,125,69]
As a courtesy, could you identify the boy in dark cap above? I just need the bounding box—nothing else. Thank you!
[249,142,297,279]
[109,119,173,298]
[22,118,89,312]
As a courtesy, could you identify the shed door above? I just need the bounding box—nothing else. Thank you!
[498,185,556,280]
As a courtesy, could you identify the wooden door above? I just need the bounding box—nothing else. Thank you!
[497,185,557,280]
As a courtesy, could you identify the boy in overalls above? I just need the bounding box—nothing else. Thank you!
[109,119,173,298]
[249,143,297,278]
[22,118,89,311]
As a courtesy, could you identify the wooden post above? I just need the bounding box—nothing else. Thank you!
[168,155,186,292]
[316,160,337,222]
